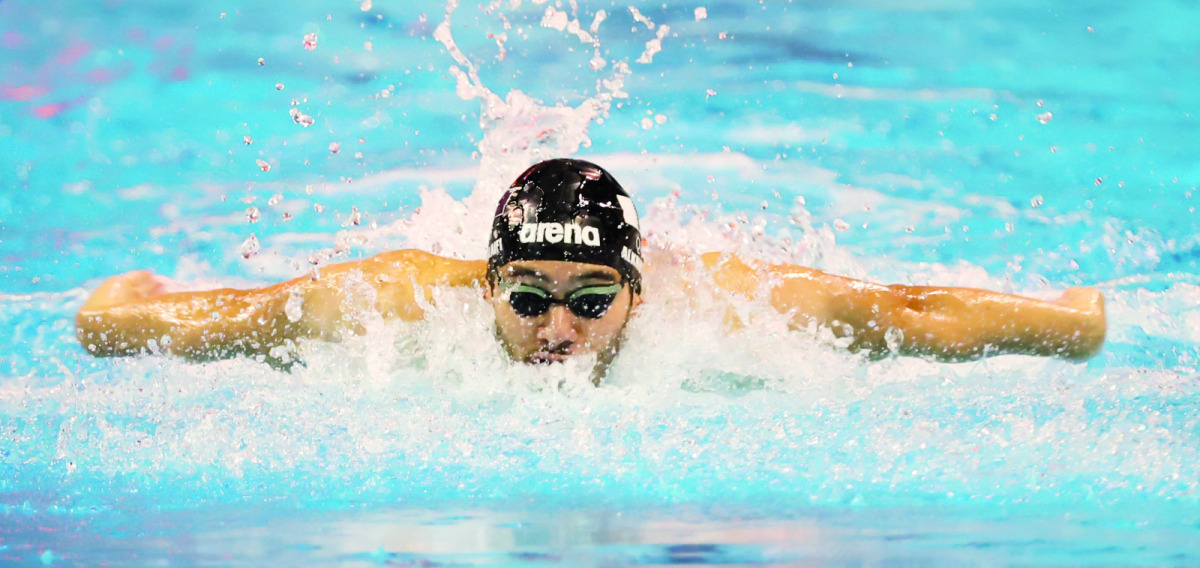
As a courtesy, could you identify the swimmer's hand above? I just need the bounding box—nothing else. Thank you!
[81,270,172,311]
[75,250,486,364]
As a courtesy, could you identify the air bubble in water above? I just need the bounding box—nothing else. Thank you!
[303,32,318,51]
[246,206,260,222]
[241,233,260,258]
[1036,111,1053,124]
[256,159,271,172]
[694,7,708,21]
[1031,195,1044,208]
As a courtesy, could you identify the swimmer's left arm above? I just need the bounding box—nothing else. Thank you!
[703,253,1107,361]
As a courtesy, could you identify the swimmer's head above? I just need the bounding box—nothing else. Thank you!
[485,159,644,378]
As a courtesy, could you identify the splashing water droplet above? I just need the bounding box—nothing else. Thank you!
[1095,177,1103,186]
[275,83,284,91]
[1031,195,1044,208]
[655,114,667,124]
[241,234,260,258]
[1036,99,1044,107]
[1087,25,1095,32]
[314,203,326,213]
[256,159,271,172]
[588,55,606,70]
[833,219,850,231]
[640,117,653,130]
[289,107,315,127]
[1036,111,1053,124]
[303,32,318,51]
[246,207,260,223]
[360,0,372,11]
[705,88,717,98]
[268,193,283,206]
[329,142,341,154]
[243,136,253,145]
[257,57,265,66]
[694,7,708,21]
[1005,222,1015,232]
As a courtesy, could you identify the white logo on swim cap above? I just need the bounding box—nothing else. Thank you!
[518,222,601,246]
[616,195,639,231]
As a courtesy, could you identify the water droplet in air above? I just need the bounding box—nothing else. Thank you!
[275,83,284,91]
[1005,222,1015,232]
[1036,112,1053,124]
[256,159,271,171]
[655,114,667,124]
[246,206,260,222]
[988,113,997,121]
[706,175,715,183]
[289,107,315,127]
[329,142,341,154]
[268,193,283,206]
[241,234,260,258]
[718,32,727,40]
[1086,25,1094,33]
[418,13,427,23]
[360,0,372,11]
[243,136,253,145]
[314,203,326,213]
[348,206,362,226]
[640,117,653,130]
[904,226,914,233]
[588,56,606,70]
[1036,99,1044,107]
[1095,178,1103,186]
[833,219,850,231]
[1030,195,1044,208]
[694,7,707,21]
[303,33,318,51]
[705,88,717,98]
[257,57,265,66]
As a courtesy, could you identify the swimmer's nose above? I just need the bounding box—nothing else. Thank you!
[537,304,580,350]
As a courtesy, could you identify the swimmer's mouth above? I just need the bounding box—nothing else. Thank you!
[527,352,571,365]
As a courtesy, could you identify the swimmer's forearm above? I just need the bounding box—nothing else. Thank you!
[75,286,303,361]
[852,286,1107,361]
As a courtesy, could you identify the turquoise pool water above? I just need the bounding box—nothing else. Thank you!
[2,0,1198,565]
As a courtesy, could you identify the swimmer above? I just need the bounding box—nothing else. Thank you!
[76,158,1107,380]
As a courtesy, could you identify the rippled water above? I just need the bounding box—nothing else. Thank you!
[2,0,1198,565]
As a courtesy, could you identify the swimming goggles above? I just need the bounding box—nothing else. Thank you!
[499,282,623,319]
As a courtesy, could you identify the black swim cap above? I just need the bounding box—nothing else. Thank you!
[487,159,643,293]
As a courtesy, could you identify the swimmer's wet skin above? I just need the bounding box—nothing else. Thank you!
[76,159,1107,377]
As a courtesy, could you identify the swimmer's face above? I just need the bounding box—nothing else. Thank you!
[487,260,640,379]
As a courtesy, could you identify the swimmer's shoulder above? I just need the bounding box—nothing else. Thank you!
[362,249,486,288]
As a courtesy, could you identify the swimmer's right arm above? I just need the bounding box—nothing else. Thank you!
[75,250,486,362]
